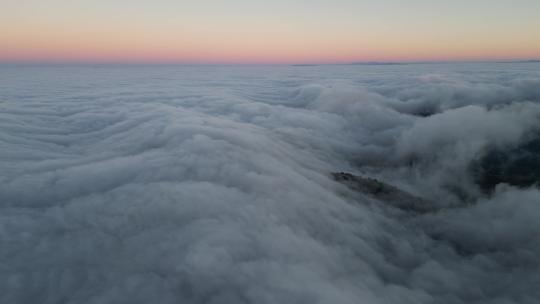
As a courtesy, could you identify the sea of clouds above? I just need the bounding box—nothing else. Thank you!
[1,63,539,303]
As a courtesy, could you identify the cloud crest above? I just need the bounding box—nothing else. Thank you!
[1,63,540,303]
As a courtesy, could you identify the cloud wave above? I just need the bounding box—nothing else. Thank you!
[1,63,540,303]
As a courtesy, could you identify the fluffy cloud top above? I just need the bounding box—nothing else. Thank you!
[1,63,540,304]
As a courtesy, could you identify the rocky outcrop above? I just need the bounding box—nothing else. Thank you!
[332,172,435,214]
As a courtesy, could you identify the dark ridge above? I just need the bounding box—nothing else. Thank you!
[409,106,440,117]
[472,134,540,191]
[332,172,435,214]
[348,61,407,66]
[495,59,540,64]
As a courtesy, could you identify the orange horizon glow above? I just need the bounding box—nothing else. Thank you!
[3,33,539,65]
[2,0,540,64]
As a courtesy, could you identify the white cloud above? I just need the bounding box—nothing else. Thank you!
[1,63,540,303]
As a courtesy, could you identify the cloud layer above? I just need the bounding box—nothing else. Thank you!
[1,63,540,303]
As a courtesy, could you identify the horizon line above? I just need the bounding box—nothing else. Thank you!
[1,58,539,67]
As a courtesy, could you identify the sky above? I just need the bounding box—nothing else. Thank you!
[1,0,540,64]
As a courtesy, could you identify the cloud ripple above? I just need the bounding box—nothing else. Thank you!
[1,63,540,304]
